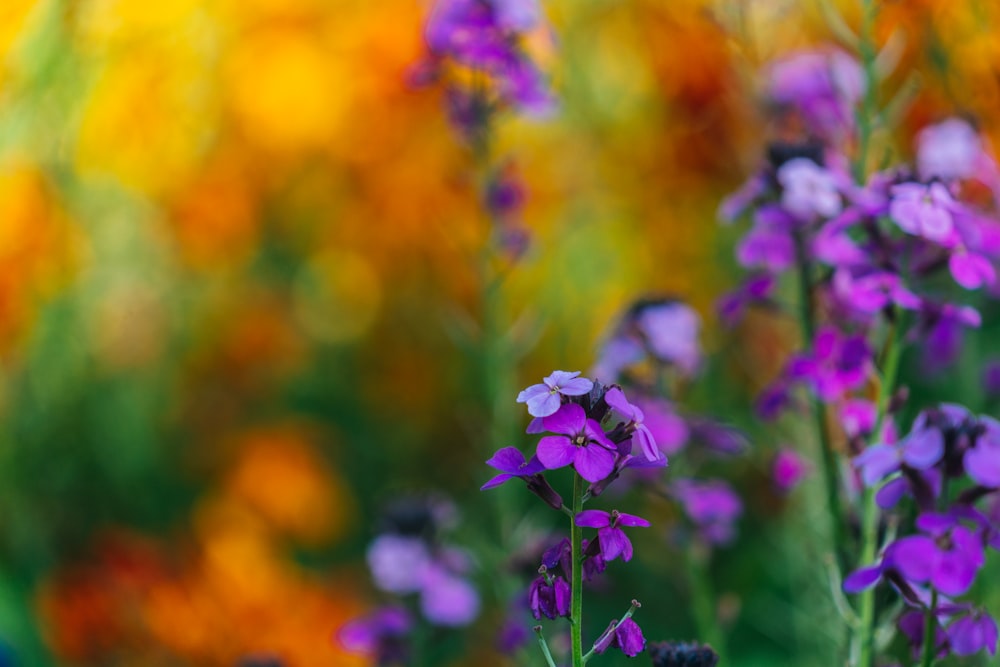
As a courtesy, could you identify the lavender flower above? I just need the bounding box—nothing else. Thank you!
[338,607,412,663]
[366,534,432,594]
[575,509,651,562]
[635,301,702,374]
[777,158,844,221]
[517,370,594,417]
[420,564,481,626]
[673,479,743,546]
[917,117,995,184]
[604,387,661,463]
[888,182,958,246]
[948,611,999,656]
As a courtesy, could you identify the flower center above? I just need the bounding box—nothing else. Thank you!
[573,434,587,447]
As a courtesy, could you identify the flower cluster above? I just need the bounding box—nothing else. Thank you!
[485,372,662,661]
[338,498,480,663]
[844,405,1000,658]
[412,0,555,144]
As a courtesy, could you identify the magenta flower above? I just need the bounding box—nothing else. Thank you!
[517,370,594,417]
[949,250,996,290]
[830,268,920,319]
[604,387,661,463]
[773,448,811,492]
[888,182,959,246]
[766,48,865,141]
[338,606,412,661]
[535,403,616,482]
[575,509,650,562]
[736,220,796,272]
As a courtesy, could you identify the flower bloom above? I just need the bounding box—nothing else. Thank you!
[888,182,958,246]
[481,447,545,489]
[528,574,570,620]
[420,565,481,626]
[517,370,593,417]
[777,158,843,221]
[338,606,412,662]
[788,327,871,401]
[948,611,999,657]
[575,509,651,562]
[593,616,646,657]
[535,403,617,482]
[604,387,661,463]
[673,479,743,545]
[773,448,811,492]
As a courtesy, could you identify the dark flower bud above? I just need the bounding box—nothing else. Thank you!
[528,575,570,620]
[526,474,564,511]
[648,641,720,667]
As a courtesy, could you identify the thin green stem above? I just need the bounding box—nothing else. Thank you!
[688,542,728,665]
[920,590,939,667]
[534,626,559,667]
[571,473,585,667]
[793,231,848,577]
[853,0,879,182]
[857,313,904,667]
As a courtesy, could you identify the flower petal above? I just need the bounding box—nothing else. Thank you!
[542,403,586,436]
[573,443,616,483]
[485,446,528,474]
[536,436,576,470]
[575,510,611,528]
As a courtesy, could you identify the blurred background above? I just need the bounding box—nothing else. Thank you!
[2,0,1000,665]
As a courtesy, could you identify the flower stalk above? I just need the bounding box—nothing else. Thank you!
[920,590,939,667]
[571,471,586,667]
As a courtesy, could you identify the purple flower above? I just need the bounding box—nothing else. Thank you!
[788,327,871,401]
[766,48,865,142]
[338,606,412,663]
[604,387,662,463]
[890,513,985,596]
[634,301,702,375]
[366,534,432,594]
[888,182,959,246]
[575,509,651,562]
[736,218,796,272]
[420,565,480,626]
[917,118,990,183]
[773,448,811,492]
[717,274,776,326]
[841,398,877,438]
[517,370,594,417]
[673,479,743,545]
[528,574,571,620]
[481,447,546,489]
[777,158,843,221]
[948,611,999,656]
[963,416,1000,487]
[535,403,617,482]
[591,334,645,382]
[983,360,1000,397]
[852,424,943,487]
[830,268,920,320]
[593,617,646,657]
[949,250,996,290]
[636,397,689,455]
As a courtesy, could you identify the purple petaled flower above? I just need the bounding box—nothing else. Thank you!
[918,118,990,183]
[593,617,646,657]
[338,606,412,661]
[517,371,594,418]
[366,534,432,594]
[634,301,702,375]
[841,398,877,438]
[889,182,959,246]
[591,334,645,382]
[717,274,776,326]
[736,211,797,272]
[777,158,843,221]
[673,479,743,546]
[773,448,812,492]
[636,397,689,456]
[852,421,944,487]
[604,387,662,463]
[890,513,986,596]
[481,447,546,489]
[528,573,571,620]
[766,48,865,142]
[949,249,996,290]
[535,403,617,482]
[830,268,921,320]
[575,509,651,562]
[963,416,1000,487]
[788,327,871,401]
[948,611,999,657]
[420,565,480,626]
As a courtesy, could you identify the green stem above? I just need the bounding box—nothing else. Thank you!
[534,626,559,667]
[571,473,585,667]
[853,0,879,182]
[793,231,848,576]
[919,590,939,667]
[688,542,728,665]
[856,313,904,667]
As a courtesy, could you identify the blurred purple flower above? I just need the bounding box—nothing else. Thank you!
[575,509,650,562]
[673,479,743,546]
[535,403,617,482]
[891,513,985,596]
[636,397,689,455]
[420,565,480,626]
[718,274,775,327]
[766,48,865,141]
[649,641,720,667]
[773,448,812,492]
[777,158,843,221]
[517,370,594,417]
[889,182,959,246]
[338,606,412,661]
[963,416,1000,487]
[788,327,871,401]
[917,118,991,183]
[366,534,432,594]
[635,301,702,375]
